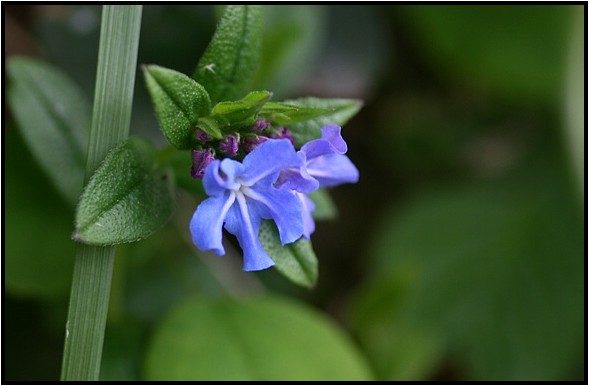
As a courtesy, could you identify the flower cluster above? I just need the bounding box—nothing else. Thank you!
[190,118,296,179]
[189,122,359,271]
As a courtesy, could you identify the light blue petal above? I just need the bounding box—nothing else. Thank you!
[301,125,347,160]
[190,191,236,255]
[307,153,359,187]
[241,139,302,186]
[276,167,319,193]
[299,193,316,239]
[224,192,275,271]
[321,124,347,153]
[242,179,304,245]
[202,159,244,196]
[275,152,319,193]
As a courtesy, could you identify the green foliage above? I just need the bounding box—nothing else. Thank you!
[5,128,75,300]
[281,98,363,147]
[351,159,584,380]
[307,188,338,220]
[211,90,271,126]
[7,56,90,205]
[400,5,573,105]
[260,102,331,126]
[74,137,175,245]
[563,6,584,194]
[194,5,264,104]
[144,65,213,148]
[144,295,373,380]
[156,146,206,198]
[254,5,326,97]
[259,221,318,288]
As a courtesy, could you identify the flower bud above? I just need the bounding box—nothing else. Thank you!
[271,127,295,145]
[219,134,239,157]
[241,135,268,153]
[191,148,215,179]
[195,129,211,143]
[252,116,270,132]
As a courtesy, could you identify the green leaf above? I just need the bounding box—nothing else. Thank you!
[308,188,338,220]
[281,97,363,147]
[350,276,443,380]
[5,127,75,300]
[74,137,175,245]
[259,221,317,289]
[144,65,213,148]
[351,160,584,380]
[260,101,331,126]
[7,56,90,206]
[254,6,326,98]
[211,90,271,126]
[194,5,264,104]
[399,5,572,105]
[144,295,373,380]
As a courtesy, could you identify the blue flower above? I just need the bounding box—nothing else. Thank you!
[277,124,359,238]
[190,139,304,271]
[277,124,359,193]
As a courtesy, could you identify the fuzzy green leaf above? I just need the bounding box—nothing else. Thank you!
[144,65,213,148]
[7,56,90,206]
[74,137,175,245]
[194,5,264,104]
[281,97,363,147]
[259,220,318,288]
[211,90,271,126]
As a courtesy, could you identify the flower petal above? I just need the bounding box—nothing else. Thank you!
[224,191,275,271]
[202,159,244,196]
[276,167,319,194]
[320,124,348,153]
[299,192,316,239]
[190,191,236,255]
[307,153,359,187]
[242,180,304,245]
[240,139,302,186]
[300,124,347,160]
[275,152,319,194]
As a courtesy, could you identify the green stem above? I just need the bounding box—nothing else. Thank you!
[61,5,142,381]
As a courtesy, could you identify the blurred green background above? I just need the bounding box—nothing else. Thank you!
[4,4,585,381]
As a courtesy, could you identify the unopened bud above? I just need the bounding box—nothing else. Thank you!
[191,148,215,179]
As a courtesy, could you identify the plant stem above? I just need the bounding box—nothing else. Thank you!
[61,5,142,381]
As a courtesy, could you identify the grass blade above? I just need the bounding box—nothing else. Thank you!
[61,5,143,381]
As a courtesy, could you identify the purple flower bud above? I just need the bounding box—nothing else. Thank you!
[191,148,215,179]
[271,127,295,145]
[219,134,239,157]
[241,135,268,153]
[252,117,270,131]
[195,129,210,143]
